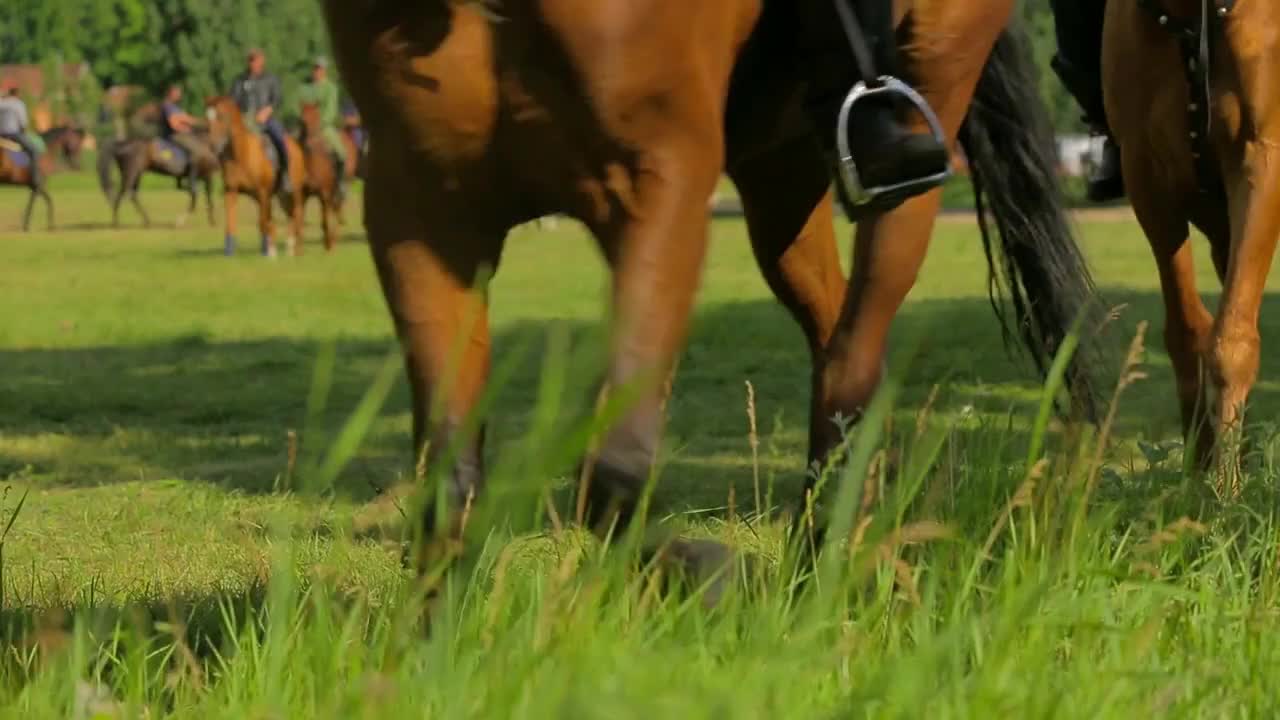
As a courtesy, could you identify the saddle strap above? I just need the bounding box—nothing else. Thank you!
[1138,0,1236,194]
[831,0,880,87]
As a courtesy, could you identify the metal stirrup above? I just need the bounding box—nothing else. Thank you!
[834,76,951,208]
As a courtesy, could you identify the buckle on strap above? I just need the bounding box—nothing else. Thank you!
[834,76,951,208]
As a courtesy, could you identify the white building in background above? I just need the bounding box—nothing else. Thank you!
[1056,134,1107,178]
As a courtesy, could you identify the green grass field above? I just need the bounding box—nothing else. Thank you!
[3,172,1280,717]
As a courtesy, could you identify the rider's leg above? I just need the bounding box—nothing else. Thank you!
[12,133,43,186]
[805,0,950,217]
[174,133,204,189]
[263,118,293,194]
[1049,0,1122,201]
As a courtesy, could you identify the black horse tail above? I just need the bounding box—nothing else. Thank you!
[958,24,1104,422]
[97,138,117,200]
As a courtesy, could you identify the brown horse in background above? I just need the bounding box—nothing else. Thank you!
[97,131,219,228]
[322,0,1102,582]
[0,136,58,231]
[205,95,306,257]
[1105,0,1277,485]
[336,114,367,228]
[298,102,343,252]
[40,126,88,171]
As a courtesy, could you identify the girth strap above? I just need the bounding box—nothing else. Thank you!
[1137,0,1236,194]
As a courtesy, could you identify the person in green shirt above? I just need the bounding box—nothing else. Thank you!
[296,57,347,185]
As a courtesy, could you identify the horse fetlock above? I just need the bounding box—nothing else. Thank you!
[1209,328,1260,395]
[579,440,655,538]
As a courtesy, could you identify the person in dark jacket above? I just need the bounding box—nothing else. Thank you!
[805,0,951,217]
[1049,0,1120,202]
[230,49,291,193]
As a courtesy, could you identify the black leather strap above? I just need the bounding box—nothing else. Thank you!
[832,0,881,87]
[1137,0,1235,194]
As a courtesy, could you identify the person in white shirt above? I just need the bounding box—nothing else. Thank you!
[0,78,43,185]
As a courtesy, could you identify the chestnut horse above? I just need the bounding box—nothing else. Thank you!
[1104,0,1276,482]
[322,0,1102,578]
[204,95,306,257]
[0,136,59,231]
[298,102,343,252]
[336,114,367,228]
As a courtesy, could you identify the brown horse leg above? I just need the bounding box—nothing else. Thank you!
[321,194,337,253]
[128,165,151,228]
[282,190,304,257]
[797,0,1014,546]
[294,190,307,255]
[21,188,38,232]
[365,172,503,577]
[1129,163,1215,467]
[178,179,197,229]
[818,195,938,449]
[729,136,845,472]
[258,190,277,258]
[581,137,722,541]
[41,186,53,230]
[224,190,239,256]
[204,177,216,227]
[1209,154,1280,488]
[109,161,127,228]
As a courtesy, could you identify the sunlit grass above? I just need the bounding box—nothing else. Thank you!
[3,181,1280,716]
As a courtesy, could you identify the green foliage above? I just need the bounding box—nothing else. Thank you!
[2,0,333,123]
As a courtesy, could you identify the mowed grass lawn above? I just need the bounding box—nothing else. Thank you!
[4,171,1280,716]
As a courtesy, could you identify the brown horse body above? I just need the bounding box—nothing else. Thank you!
[97,133,219,228]
[336,119,367,228]
[205,96,306,257]
[322,0,1100,576]
[41,126,87,172]
[1105,0,1278,481]
[0,132,55,226]
[298,103,343,252]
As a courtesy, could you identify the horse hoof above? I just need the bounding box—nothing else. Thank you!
[641,536,756,610]
[223,236,237,256]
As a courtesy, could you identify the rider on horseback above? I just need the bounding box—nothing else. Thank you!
[809,0,951,218]
[230,49,292,194]
[819,0,1119,210]
[295,57,348,192]
[0,79,46,186]
[1049,0,1120,202]
[160,84,216,176]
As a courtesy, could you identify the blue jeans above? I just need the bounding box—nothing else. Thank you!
[259,118,292,191]
[261,118,289,172]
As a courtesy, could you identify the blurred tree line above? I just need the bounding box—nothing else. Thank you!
[0,0,331,128]
[0,0,1081,131]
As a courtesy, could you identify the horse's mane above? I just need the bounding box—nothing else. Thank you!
[206,95,242,118]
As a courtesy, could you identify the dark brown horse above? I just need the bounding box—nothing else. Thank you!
[40,126,87,171]
[96,131,219,228]
[298,102,343,252]
[205,95,307,257]
[1105,0,1279,487]
[0,135,60,231]
[322,0,1102,580]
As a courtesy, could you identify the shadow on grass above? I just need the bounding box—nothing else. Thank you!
[4,284,1280,507]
